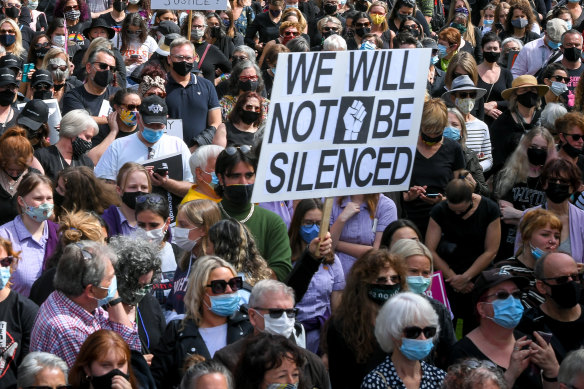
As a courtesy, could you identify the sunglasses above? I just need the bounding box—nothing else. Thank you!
[355,22,371,28]
[139,283,153,293]
[254,307,299,318]
[206,276,243,294]
[375,275,401,284]
[145,91,166,98]
[455,91,477,99]
[244,104,261,113]
[284,30,299,36]
[403,326,437,339]
[225,145,252,155]
[49,64,68,72]
[552,75,570,83]
[483,290,522,300]
[563,133,584,141]
[136,194,165,206]
[34,84,51,91]
[123,103,140,111]
[34,42,51,49]
[64,5,79,11]
[94,62,116,71]
[0,29,15,35]
[0,256,14,267]
[323,26,339,32]
[542,273,580,285]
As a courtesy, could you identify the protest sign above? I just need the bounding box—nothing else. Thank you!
[252,49,430,203]
[17,99,62,145]
[150,0,227,10]
[141,153,183,223]
[165,119,184,140]
[425,271,453,318]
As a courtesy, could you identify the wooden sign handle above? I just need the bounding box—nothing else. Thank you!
[317,197,334,252]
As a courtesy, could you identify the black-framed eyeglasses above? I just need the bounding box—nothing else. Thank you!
[136,194,165,206]
[563,133,584,141]
[552,75,570,83]
[403,326,437,339]
[25,386,73,389]
[34,42,51,49]
[171,54,194,62]
[375,275,401,284]
[455,91,477,99]
[542,273,580,285]
[94,62,116,71]
[302,219,321,227]
[123,103,140,111]
[225,145,252,155]
[0,256,14,267]
[253,307,299,318]
[206,276,243,294]
[483,290,522,300]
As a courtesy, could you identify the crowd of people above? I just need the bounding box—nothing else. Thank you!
[2,0,584,388]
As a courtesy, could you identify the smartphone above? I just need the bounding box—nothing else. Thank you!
[537,331,553,344]
[130,54,140,59]
[155,163,168,177]
[22,63,34,82]
[425,193,440,198]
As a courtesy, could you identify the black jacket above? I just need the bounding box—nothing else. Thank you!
[150,311,253,389]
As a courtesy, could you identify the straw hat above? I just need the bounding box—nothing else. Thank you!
[501,75,549,100]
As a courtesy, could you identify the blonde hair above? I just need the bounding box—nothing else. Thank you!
[1,19,25,57]
[389,238,434,273]
[177,200,221,269]
[183,256,237,326]
[41,48,69,69]
[447,108,467,146]
[282,7,307,32]
[447,0,477,46]
[116,162,152,193]
[445,51,478,89]
[421,98,448,135]
[369,1,389,32]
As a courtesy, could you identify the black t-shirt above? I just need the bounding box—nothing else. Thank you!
[225,121,255,147]
[430,196,500,274]
[567,64,584,104]
[98,12,124,31]
[62,84,118,146]
[0,290,39,389]
[244,11,281,47]
[34,144,94,182]
[194,41,231,84]
[543,306,584,358]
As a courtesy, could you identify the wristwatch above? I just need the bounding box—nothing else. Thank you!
[105,297,123,309]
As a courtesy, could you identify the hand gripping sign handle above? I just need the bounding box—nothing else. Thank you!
[318,197,334,252]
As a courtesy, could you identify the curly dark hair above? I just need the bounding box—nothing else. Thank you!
[504,2,535,35]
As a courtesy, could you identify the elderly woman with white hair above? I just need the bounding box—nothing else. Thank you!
[323,34,347,51]
[361,292,446,388]
[181,144,224,204]
[17,352,69,389]
[33,108,98,181]
[559,349,584,389]
[180,359,234,389]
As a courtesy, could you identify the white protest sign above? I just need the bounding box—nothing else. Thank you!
[150,0,227,11]
[165,119,184,140]
[251,49,431,203]
[17,98,62,145]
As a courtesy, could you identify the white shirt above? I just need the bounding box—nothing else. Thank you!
[94,132,193,182]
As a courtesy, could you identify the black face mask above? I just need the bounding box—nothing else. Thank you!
[355,26,371,37]
[210,26,223,38]
[35,47,49,58]
[4,6,19,19]
[397,13,409,21]
[420,131,442,144]
[224,183,254,205]
[33,90,53,100]
[546,280,582,309]
[483,51,501,63]
[72,137,93,159]
[545,181,571,204]
[172,61,193,77]
[322,30,337,40]
[0,89,15,106]
[93,70,113,88]
[238,79,258,92]
[90,369,131,389]
[526,147,547,166]
[121,190,146,209]
[563,47,582,63]
[323,3,337,14]
[562,141,583,158]
[367,283,400,305]
[240,110,260,124]
[517,91,539,108]
[54,83,66,91]
[113,0,126,12]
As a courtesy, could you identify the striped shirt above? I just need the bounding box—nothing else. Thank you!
[465,118,493,172]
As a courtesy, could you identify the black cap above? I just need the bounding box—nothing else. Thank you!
[0,53,22,73]
[17,99,49,131]
[139,95,168,125]
[0,67,17,87]
[472,268,530,306]
[83,17,116,40]
[157,20,180,36]
[31,69,54,87]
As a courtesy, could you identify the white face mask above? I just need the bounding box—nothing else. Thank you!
[52,35,66,47]
[261,312,295,338]
[138,226,166,243]
[173,226,199,251]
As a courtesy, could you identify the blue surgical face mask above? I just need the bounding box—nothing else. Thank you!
[0,267,10,290]
[485,295,524,329]
[400,337,434,360]
[566,22,573,30]
[550,81,568,96]
[299,224,319,244]
[142,126,164,143]
[437,43,448,58]
[286,3,298,8]
[96,276,117,306]
[407,276,432,294]
[430,55,439,65]
[483,19,494,26]
[443,126,461,141]
[530,243,545,260]
[360,41,376,50]
[207,293,240,316]
[270,66,277,75]
[203,170,219,187]
[548,40,561,50]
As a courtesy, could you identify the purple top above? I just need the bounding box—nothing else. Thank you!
[0,215,48,297]
[116,207,138,236]
[330,194,398,275]
[258,201,294,229]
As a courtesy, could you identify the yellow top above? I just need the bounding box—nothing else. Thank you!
[180,185,221,205]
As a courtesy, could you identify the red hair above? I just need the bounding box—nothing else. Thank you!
[0,126,33,170]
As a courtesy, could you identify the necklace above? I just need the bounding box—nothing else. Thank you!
[0,169,24,196]
[218,202,254,223]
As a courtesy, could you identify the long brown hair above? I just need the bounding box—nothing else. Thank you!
[288,198,334,264]
[326,249,407,363]
[68,330,139,389]
[337,194,379,219]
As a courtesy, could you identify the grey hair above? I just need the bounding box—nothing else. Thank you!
[540,102,567,131]
[87,47,115,65]
[54,241,117,297]
[109,236,161,305]
[323,34,347,51]
[169,37,195,54]
[286,37,310,52]
[463,367,508,389]
[374,292,439,353]
[559,349,584,385]
[59,109,98,139]
[189,145,224,183]
[17,352,68,388]
[501,37,524,51]
[180,360,234,389]
[233,45,257,63]
[249,279,295,307]
[389,239,434,273]
[192,12,207,26]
